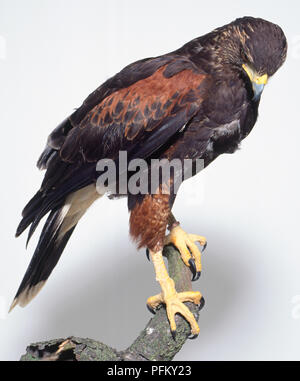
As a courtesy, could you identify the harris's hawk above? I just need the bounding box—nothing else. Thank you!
[11,17,287,338]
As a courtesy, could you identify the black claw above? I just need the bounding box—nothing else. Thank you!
[188,333,199,340]
[198,296,205,311]
[171,330,177,340]
[147,304,156,315]
[192,271,201,282]
[146,248,150,262]
[188,258,197,280]
[202,242,207,252]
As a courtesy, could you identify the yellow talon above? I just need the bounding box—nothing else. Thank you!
[164,225,207,276]
[147,289,202,335]
[147,250,202,336]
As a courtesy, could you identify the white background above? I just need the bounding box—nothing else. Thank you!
[0,0,299,361]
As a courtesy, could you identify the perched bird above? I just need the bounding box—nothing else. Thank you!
[11,17,287,338]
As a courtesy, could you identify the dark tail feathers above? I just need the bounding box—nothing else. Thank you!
[10,207,76,311]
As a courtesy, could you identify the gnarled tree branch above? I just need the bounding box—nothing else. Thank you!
[20,245,203,361]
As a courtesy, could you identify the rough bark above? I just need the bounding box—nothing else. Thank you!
[20,245,202,361]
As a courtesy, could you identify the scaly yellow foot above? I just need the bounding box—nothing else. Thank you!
[147,250,204,338]
[164,225,207,281]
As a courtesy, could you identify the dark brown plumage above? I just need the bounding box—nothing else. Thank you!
[11,17,287,324]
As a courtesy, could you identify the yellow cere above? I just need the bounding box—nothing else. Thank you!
[242,64,268,85]
[254,73,268,85]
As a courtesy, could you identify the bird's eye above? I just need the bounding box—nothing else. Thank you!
[240,48,248,63]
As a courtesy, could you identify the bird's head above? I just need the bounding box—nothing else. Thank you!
[209,17,287,101]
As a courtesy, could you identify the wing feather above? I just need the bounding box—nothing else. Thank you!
[18,56,209,241]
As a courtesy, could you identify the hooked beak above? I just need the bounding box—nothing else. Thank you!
[242,64,268,101]
[252,82,265,101]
